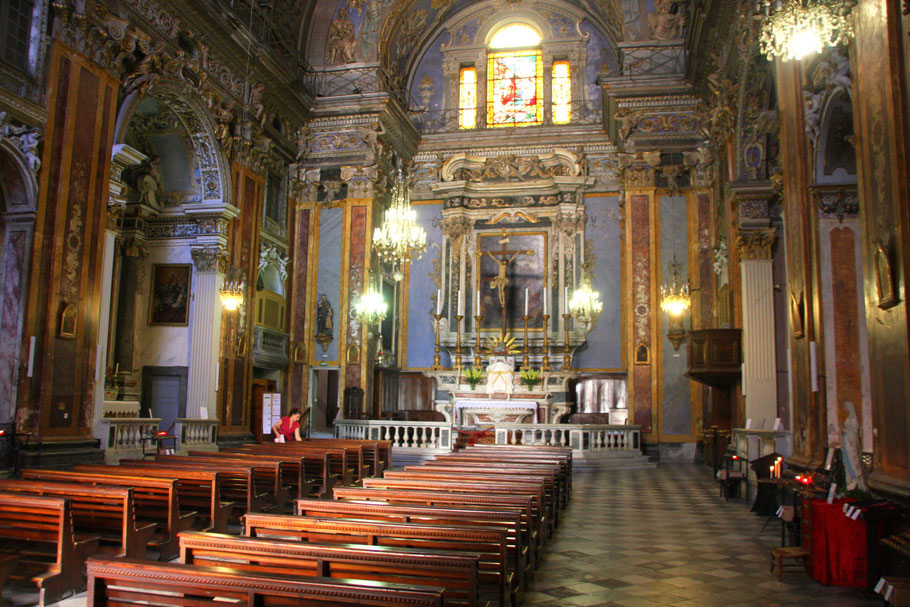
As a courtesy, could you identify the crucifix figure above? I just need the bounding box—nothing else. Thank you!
[483,230,532,329]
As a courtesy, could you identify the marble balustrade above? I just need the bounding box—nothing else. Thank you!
[334,420,453,450]
[97,417,162,463]
[174,418,219,453]
[494,423,640,452]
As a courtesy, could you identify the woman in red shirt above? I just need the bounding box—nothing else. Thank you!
[272,408,303,442]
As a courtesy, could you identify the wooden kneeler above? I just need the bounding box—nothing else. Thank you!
[770,546,809,580]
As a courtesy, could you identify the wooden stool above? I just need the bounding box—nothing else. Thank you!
[770,546,810,579]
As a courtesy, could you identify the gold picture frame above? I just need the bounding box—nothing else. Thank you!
[634,342,650,365]
[58,303,77,339]
[875,242,899,310]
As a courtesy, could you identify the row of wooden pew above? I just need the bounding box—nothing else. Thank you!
[0,438,387,605]
[0,440,571,606]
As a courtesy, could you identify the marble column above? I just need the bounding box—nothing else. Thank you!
[187,246,227,420]
[737,229,777,427]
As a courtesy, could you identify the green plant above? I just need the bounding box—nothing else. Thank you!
[463,367,484,389]
[520,367,540,389]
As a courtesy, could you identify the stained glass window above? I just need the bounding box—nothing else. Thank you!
[487,50,543,127]
[552,61,571,124]
[459,67,477,129]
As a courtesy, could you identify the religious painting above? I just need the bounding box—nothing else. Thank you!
[148,264,191,326]
[476,230,547,331]
[315,293,335,352]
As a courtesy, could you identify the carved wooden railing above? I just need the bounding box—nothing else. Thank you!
[494,423,641,452]
[174,419,219,452]
[334,420,453,450]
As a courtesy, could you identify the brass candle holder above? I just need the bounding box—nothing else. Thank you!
[521,314,531,370]
[455,315,464,369]
[562,313,572,370]
[474,315,483,368]
[541,314,551,372]
[432,313,444,370]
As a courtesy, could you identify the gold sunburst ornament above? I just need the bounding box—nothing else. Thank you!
[483,331,521,356]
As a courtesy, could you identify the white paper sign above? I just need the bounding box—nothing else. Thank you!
[262,394,273,434]
[745,418,753,429]
[827,483,837,504]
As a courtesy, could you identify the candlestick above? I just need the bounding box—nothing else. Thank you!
[455,315,464,369]
[432,314,444,370]
[562,313,572,370]
[541,314,551,372]
[474,315,483,368]
[521,314,531,371]
[524,288,529,316]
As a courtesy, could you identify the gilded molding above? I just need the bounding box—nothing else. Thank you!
[735,228,776,261]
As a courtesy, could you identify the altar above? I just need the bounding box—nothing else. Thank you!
[454,398,539,425]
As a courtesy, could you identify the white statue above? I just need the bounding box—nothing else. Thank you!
[486,356,514,398]
[840,401,868,492]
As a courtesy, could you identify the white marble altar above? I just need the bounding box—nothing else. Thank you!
[455,398,538,425]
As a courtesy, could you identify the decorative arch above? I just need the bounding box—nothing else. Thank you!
[113,80,232,209]
[815,90,856,186]
[0,137,40,424]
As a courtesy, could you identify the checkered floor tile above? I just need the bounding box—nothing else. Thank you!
[525,463,881,607]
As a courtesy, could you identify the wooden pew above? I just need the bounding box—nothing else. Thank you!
[20,469,195,561]
[186,450,314,503]
[385,469,558,532]
[221,446,341,495]
[361,477,550,543]
[179,531,482,607]
[296,498,528,595]
[85,557,445,606]
[73,464,232,533]
[333,487,538,578]
[236,443,358,486]
[460,446,573,487]
[0,492,99,606]
[0,554,18,607]
[244,513,512,607]
[0,480,154,559]
[115,458,264,516]
[301,438,391,477]
[434,453,571,501]
[419,461,567,509]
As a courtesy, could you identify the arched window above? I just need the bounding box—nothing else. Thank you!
[457,21,573,129]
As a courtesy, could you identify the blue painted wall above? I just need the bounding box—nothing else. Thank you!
[659,195,691,436]
[406,203,446,368]
[575,195,623,369]
[315,207,344,363]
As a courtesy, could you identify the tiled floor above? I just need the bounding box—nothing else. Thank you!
[524,463,882,607]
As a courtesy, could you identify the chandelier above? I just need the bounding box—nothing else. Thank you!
[758,0,855,62]
[219,277,246,311]
[568,284,603,324]
[372,169,427,280]
[660,257,691,317]
[354,283,388,326]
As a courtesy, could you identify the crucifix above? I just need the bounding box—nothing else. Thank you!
[483,229,533,329]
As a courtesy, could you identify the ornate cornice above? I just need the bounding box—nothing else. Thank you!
[736,228,776,261]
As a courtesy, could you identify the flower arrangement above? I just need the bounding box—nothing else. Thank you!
[463,367,484,390]
[520,368,540,390]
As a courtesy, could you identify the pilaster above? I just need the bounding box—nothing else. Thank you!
[188,246,228,420]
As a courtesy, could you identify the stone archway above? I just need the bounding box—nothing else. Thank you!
[0,136,39,426]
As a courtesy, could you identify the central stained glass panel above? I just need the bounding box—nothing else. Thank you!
[487,50,543,127]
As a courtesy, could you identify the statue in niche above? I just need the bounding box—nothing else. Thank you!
[327,8,357,64]
[316,293,335,352]
[647,0,686,41]
[136,155,163,210]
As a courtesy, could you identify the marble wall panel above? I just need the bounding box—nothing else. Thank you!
[406,202,444,369]
[659,195,690,437]
[316,206,344,363]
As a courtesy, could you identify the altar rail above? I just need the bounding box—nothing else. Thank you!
[97,417,162,463]
[494,424,640,452]
[334,420,453,450]
[333,420,639,454]
[174,419,219,453]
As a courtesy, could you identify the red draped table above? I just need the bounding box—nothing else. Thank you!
[808,498,868,588]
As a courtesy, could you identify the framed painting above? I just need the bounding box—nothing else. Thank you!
[148,264,192,326]
[476,230,547,331]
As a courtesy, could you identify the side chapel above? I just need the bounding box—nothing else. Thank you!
[0,0,909,503]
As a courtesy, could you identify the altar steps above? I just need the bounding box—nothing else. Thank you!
[572,451,656,471]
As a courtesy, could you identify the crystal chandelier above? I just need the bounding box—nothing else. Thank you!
[219,277,246,311]
[758,0,855,62]
[660,257,691,317]
[568,284,603,324]
[372,169,427,279]
[354,283,388,325]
